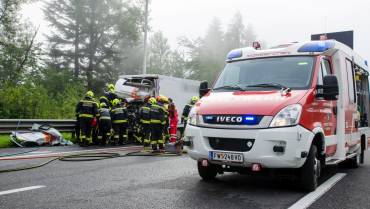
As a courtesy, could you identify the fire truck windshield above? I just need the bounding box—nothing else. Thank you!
[213,56,315,91]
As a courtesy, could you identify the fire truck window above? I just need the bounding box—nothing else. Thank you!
[317,64,323,86]
[322,59,332,75]
[345,59,356,103]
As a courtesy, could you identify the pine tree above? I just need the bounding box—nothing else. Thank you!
[44,0,144,91]
[148,31,171,75]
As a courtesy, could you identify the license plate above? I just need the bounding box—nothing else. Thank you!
[209,151,243,163]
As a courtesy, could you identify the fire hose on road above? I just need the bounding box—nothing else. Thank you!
[0,149,183,174]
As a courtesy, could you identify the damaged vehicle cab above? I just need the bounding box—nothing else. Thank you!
[185,40,370,191]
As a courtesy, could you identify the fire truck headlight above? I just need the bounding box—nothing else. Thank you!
[270,104,302,127]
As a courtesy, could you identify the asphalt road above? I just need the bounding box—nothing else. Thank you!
[0,147,370,209]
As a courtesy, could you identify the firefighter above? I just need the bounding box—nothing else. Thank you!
[181,96,199,130]
[75,113,80,144]
[99,95,111,109]
[139,97,151,149]
[111,98,129,145]
[75,91,99,146]
[149,97,165,151]
[168,98,178,143]
[158,95,170,143]
[97,102,112,146]
[105,84,118,106]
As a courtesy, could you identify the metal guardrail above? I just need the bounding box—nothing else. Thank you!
[0,119,76,134]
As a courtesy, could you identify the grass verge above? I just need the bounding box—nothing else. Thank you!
[0,134,12,148]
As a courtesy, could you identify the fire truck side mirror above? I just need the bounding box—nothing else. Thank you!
[323,75,339,101]
[199,80,210,98]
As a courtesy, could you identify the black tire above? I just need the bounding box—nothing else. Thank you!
[197,161,217,181]
[348,151,360,168]
[360,148,365,164]
[360,139,365,164]
[300,145,320,191]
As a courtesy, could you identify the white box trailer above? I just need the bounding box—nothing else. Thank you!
[115,74,200,120]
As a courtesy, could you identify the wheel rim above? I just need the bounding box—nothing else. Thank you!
[357,153,360,164]
[314,156,321,179]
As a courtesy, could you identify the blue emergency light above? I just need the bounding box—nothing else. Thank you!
[365,60,368,67]
[227,50,243,60]
[298,41,335,53]
[243,115,260,125]
[203,115,262,125]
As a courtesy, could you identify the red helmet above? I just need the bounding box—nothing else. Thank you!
[144,96,150,103]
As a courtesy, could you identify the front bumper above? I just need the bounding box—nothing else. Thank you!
[184,125,314,168]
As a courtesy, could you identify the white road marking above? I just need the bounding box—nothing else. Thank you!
[0,185,46,196]
[287,173,346,209]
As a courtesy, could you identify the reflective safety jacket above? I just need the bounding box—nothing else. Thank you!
[150,104,165,124]
[99,96,110,108]
[111,106,128,124]
[182,103,193,121]
[105,91,118,105]
[76,97,99,119]
[159,102,169,125]
[98,108,111,121]
[139,104,151,124]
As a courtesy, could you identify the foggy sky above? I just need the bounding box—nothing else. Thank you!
[23,0,370,61]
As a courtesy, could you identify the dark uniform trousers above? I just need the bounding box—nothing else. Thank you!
[76,99,98,146]
[79,117,93,145]
[111,107,129,145]
[139,105,152,147]
[112,122,128,145]
[150,104,165,150]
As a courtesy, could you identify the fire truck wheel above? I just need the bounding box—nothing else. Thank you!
[348,151,360,168]
[197,161,217,181]
[300,145,320,191]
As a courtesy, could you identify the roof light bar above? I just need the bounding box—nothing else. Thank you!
[227,50,243,60]
[298,41,335,53]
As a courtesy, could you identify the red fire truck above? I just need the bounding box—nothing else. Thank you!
[185,40,370,191]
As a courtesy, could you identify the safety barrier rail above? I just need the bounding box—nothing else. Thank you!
[0,119,76,134]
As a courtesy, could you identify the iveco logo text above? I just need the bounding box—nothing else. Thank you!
[216,116,243,123]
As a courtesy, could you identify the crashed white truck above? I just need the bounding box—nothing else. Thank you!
[114,74,200,140]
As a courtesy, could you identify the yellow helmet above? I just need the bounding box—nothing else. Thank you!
[191,96,199,104]
[108,84,115,91]
[100,102,107,108]
[149,97,157,105]
[112,98,120,107]
[86,91,94,98]
[160,95,169,103]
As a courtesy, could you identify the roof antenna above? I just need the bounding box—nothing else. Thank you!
[319,16,328,41]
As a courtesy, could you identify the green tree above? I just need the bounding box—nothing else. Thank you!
[0,0,41,86]
[148,31,171,75]
[179,17,226,82]
[44,0,144,92]
[224,11,256,51]
[180,13,258,83]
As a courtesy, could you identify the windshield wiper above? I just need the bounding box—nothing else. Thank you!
[246,83,291,91]
[213,85,246,91]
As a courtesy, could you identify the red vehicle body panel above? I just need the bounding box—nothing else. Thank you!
[197,90,308,116]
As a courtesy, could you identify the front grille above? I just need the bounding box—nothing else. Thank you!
[208,137,255,152]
